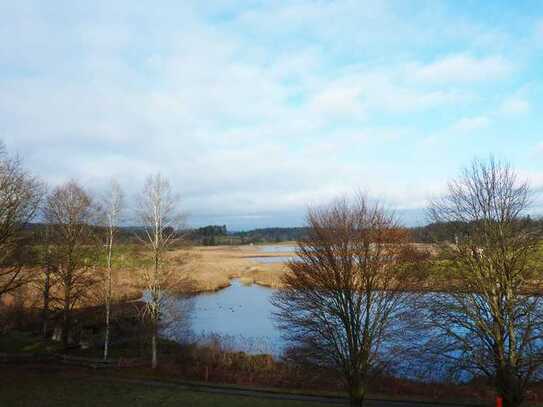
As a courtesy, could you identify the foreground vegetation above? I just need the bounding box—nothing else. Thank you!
[1,366,329,407]
[2,142,543,406]
[0,330,512,405]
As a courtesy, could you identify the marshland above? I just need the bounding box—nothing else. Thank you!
[3,2,543,406]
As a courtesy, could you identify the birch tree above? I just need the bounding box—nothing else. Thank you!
[137,173,184,369]
[101,179,123,360]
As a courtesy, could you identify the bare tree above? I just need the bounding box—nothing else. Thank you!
[100,179,123,360]
[0,142,43,298]
[272,195,427,407]
[43,181,98,349]
[424,157,543,407]
[35,224,58,339]
[137,173,185,369]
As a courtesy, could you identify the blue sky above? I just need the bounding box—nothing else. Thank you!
[1,1,542,229]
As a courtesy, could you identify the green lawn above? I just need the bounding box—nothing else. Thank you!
[1,369,324,407]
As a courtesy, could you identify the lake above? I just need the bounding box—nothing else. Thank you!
[248,255,294,264]
[160,264,457,381]
[164,279,283,355]
[163,244,298,353]
[161,245,431,373]
[245,244,298,264]
[160,246,541,383]
[164,277,425,380]
[162,244,298,354]
[257,245,297,253]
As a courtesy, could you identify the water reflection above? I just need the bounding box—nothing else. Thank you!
[258,245,297,253]
[165,279,283,355]
[248,255,294,264]
[162,279,460,380]
[160,245,447,379]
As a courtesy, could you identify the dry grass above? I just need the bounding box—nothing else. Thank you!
[239,265,286,289]
[1,241,449,311]
[138,241,437,294]
[169,245,290,292]
[0,244,293,310]
[3,241,441,309]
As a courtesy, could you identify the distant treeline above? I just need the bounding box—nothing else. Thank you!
[409,216,543,243]
[189,225,228,245]
[24,216,543,246]
[230,227,309,244]
[191,216,543,245]
[188,225,309,245]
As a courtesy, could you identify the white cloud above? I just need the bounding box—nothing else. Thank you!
[0,2,539,228]
[518,168,543,209]
[452,116,491,132]
[410,54,513,84]
[369,85,466,113]
[308,85,364,118]
[307,70,469,117]
[500,97,531,116]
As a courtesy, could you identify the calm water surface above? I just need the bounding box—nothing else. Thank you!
[164,245,295,353]
[258,245,297,253]
[246,244,298,264]
[249,255,294,264]
[166,279,283,354]
[163,246,427,367]
[160,244,490,382]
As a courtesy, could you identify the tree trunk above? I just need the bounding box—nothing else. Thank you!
[348,374,366,407]
[104,236,113,360]
[497,370,524,407]
[151,322,157,369]
[62,294,70,349]
[151,246,159,369]
[103,281,110,360]
[499,389,523,407]
[41,266,51,339]
[61,266,71,350]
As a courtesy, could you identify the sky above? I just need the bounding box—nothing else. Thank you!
[1,1,542,230]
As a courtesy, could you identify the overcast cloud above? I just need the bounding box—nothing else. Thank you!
[1,1,542,229]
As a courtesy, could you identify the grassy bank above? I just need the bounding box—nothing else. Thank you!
[1,366,324,407]
[0,330,503,405]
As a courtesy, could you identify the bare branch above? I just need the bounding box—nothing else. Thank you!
[272,194,428,406]
[423,157,543,407]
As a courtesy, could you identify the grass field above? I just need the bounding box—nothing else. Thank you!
[1,368,324,407]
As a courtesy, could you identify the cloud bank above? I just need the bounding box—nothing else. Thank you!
[1,1,542,229]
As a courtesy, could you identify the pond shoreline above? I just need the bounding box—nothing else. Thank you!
[165,243,543,296]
